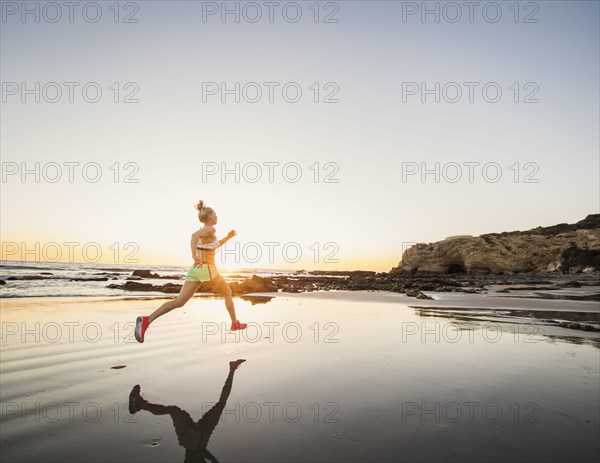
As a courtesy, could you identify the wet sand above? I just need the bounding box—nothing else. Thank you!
[1,291,599,462]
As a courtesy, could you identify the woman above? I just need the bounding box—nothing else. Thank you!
[134,200,247,343]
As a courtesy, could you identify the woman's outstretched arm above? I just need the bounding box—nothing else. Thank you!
[217,230,237,248]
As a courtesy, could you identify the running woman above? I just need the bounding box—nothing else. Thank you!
[134,200,247,343]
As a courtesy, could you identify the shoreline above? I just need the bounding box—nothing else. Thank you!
[2,285,599,310]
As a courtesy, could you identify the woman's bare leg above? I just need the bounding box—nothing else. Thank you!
[148,281,200,324]
[212,275,238,324]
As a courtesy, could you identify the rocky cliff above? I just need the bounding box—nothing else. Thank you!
[392,214,600,275]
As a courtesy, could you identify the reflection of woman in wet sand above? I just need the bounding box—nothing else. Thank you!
[134,200,247,343]
[129,359,246,463]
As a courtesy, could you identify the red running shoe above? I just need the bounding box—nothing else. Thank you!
[230,321,248,331]
[134,316,150,343]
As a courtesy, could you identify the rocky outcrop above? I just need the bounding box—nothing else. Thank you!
[392,214,600,275]
[229,275,278,294]
[106,270,599,302]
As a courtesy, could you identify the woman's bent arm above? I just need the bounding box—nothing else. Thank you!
[190,232,200,259]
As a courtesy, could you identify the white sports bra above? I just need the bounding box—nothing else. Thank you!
[197,237,219,250]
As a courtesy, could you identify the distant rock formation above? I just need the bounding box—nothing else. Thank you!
[391,214,600,275]
[131,270,176,279]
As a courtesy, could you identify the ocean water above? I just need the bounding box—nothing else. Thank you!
[0,260,299,298]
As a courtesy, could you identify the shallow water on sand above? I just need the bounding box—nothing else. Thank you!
[1,292,599,462]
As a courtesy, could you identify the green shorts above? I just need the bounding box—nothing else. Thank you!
[185,263,219,282]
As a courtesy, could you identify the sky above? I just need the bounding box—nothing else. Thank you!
[1,0,599,272]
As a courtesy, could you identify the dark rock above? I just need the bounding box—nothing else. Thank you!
[559,280,582,288]
[581,324,600,332]
[132,270,160,278]
[560,245,600,273]
[559,321,599,332]
[107,281,155,291]
[234,275,278,294]
[131,270,174,279]
[163,285,181,294]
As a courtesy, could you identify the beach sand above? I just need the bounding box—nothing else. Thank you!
[1,290,599,462]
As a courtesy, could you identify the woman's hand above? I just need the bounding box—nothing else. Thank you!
[193,256,203,268]
[227,230,237,239]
